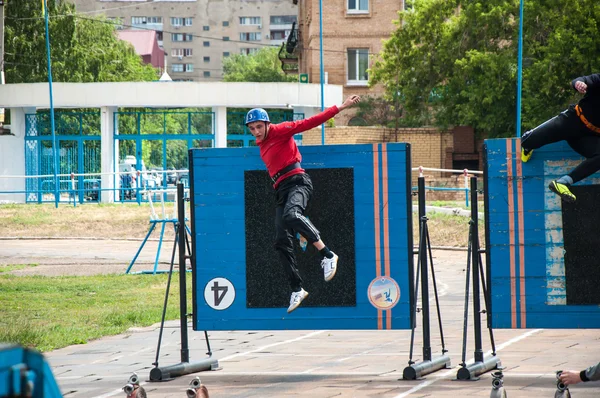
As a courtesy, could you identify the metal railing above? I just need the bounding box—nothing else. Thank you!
[411,166,483,208]
[0,169,189,206]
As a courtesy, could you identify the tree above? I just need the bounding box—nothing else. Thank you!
[370,0,600,138]
[4,0,158,83]
[222,47,297,82]
[350,95,399,127]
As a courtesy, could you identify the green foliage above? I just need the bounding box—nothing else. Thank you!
[352,95,403,127]
[0,274,191,352]
[370,0,600,138]
[4,0,158,83]
[223,47,297,82]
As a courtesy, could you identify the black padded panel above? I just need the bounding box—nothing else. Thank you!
[244,168,356,309]
[561,184,600,305]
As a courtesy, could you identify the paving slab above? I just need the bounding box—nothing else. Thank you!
[2,240,598,397]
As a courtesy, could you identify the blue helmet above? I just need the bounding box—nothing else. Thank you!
[245,108,270,125]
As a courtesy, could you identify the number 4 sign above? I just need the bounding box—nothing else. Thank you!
[204,277,236,310]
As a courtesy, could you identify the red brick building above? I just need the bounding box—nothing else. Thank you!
[297,0,406,125]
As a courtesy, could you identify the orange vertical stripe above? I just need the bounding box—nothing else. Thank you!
[506,140,517,328]
[516,140,526,328]
[373,144,383,330]
[381,143,392,329]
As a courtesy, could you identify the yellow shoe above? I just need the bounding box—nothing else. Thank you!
[549,181,576,203]
[521,148,533,163]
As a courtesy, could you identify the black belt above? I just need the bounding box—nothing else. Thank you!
[271,162,301,183]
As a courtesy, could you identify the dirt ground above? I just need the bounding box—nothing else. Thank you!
[0,238,179,276]
[0,238,470,277]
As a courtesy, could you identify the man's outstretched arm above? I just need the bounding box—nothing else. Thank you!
[275,95,362,138]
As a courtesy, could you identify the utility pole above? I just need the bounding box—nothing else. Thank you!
[0,0,5,125]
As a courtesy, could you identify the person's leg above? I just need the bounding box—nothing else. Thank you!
[280,174,338,282]
[521,109,578,162]
[274,205,303,292]
[546,129,600,203]
[566,135,600,183]
[274,204,309,313]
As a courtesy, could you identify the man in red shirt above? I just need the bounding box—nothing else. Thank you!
[245,95,361,313]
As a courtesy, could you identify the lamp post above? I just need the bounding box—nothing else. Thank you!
[516,0,524,138]
[43,0,58,207]
[319,0,325,144]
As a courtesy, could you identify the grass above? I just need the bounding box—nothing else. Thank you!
[414,212,485,247]
[0,203,178,239]
[0,202,483,247]
[0,273,191,352]
[427,200,471,209]
[0,264,38,273]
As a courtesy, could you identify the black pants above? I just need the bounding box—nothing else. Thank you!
[521,105,600,183]
[274,173,321,292]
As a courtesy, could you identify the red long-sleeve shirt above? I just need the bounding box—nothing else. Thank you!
[257,106,340,188]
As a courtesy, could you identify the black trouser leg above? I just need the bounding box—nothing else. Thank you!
[566,135,600,184]
[274,205,303,292]
[521,109,579,150]
[281,190,321,244]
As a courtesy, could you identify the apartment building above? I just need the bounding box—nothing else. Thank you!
[72,0,298,81]
[297,0,405,124]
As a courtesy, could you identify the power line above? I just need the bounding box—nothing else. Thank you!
[8,12,379,56]
[6,0,164,19]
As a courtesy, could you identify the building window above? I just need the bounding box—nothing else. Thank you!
[240,48,259,55]
[204,71,211,78]
[172,64,184,73]
[131,16,146,24]
[223,52,230,57]
[171,48,193,57]
[171,33,193,42]
[171,17,183,26]
[270,30,289,40]
[203,56,210,62]
[203,41,210,47]
[185,64,194,72]
[223,21,229,27]
[348,0,369,13]
[156,31,163,41]
[185,18,193,26]
[203,25,210,31]
[239,17,261,25]
[270,15,297,25]
[240,32,261,41]
[147,17,162,24]
[347,48,369,84]
[223,36,230,41]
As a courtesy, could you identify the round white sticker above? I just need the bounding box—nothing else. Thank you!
[204,277,235,310]
[367,276,400,310]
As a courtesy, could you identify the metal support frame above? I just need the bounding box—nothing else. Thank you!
[125,219,192,275]
[456,176,501,380]
[403,177,451,380]
[149,183,219,382]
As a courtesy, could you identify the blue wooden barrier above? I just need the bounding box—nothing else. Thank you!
[0,344,62,397]
[190,143,414,331]
[485,138,600,328]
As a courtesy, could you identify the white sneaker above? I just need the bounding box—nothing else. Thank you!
[321,252,338,282]
[287,288,309,313]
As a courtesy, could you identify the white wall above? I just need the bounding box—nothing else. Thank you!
[0,108,27,203]
[0,82,343,109]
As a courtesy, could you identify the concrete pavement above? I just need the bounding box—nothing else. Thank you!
[23,246,598,397]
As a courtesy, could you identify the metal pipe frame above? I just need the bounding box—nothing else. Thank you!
[456,355,502,381]
[403,355,452,380]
